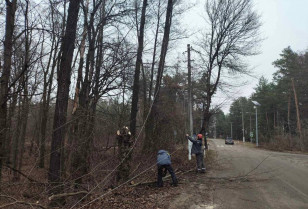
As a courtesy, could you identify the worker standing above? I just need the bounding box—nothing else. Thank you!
[186,134,206,173]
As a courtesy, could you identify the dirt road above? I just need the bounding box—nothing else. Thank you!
[171,138,308,209]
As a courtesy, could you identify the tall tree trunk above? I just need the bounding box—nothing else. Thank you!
[67,12,87,180]
[130,0,148,137]
[148,0,161,103]
[201,75,212,136]
[144,0,174,151]
[6,83,18,163]
[39,41,58,168]
[142,63,147,122]
[70,0,98,187]
[39,4,60,166]
[0,0,17,182]
[187,44,193,136]
[11,93,22,180]
[287,92,291,148]
[273,110,276,128]
[153,0,173,104]
[16,0,30,175]
[17,83,29,179]
[201,65,222,135]
[71,19,87,115]
[48,0,81,203]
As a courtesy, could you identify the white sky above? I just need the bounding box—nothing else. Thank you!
[180,0,308,112]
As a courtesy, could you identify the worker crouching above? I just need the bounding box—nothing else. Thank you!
[157,150,178,187]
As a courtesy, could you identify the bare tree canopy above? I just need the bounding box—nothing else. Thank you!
[198,0,262,134]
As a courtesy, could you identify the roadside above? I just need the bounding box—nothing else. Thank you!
[169,148,217,209]
[81,146,217,209]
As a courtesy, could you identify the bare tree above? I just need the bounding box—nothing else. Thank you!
[38,0,62,168]
[0,0,17,182]
[69,0,134,186]
[198,0,261,135]
[148,0,162,104]
[144,0,174,151]
[48,0,82,203]
[130,0,148,138]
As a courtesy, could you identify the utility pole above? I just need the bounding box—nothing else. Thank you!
[291,78,302,139]
[214,115,217,139]
[252,101,260,147]
[256,107,258,146]
[187,44,193,160]
[230,122,233,138]
[242,109,245,142]
[249,114,252,142]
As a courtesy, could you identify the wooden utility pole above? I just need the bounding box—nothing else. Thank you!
[230,122,233,138]
[291,78,302,139]
[287,92,291,147]
[241,107,245,142]
[187,44,193,160]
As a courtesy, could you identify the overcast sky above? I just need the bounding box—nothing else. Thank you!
[181,0,308,112]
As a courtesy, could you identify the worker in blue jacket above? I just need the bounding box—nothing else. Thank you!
[157,150,178,187]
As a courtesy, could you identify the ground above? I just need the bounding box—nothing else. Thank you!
[1,139,308,208]
[83,148,216,209]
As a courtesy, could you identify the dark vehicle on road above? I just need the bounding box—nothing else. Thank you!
[225,137,234,145]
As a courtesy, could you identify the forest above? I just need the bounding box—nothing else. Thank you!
[2,0,306,208]
[213,47,308,152]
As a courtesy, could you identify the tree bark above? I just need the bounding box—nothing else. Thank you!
[39,40,59,168]
[17,83,29,179]
[148,0,161,103]
[0,0,17,182]
[70,0,103,187]
[39,1,60,168]
[130,0,148,137]
[287,92,291,147]
[48,0,81,203]
[11,93,22,180]
[6,83,18,163]
[144,0,174,151]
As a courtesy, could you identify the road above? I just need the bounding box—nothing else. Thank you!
[208,138,308,209]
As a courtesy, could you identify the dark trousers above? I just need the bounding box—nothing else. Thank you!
[196,153,206,172]
[157,164,178,187]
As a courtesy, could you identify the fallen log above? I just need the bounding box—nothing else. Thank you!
[4,164,40,183]
[48,191,88,201]
[0,195,46,209]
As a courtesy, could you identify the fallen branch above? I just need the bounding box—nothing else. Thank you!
[130,162,142,176]
[0,201,46,209]
[130,168,195,187]
[242,154,272,178]
[0,195,46,209]
[4,164,40,183]
[48,191,88,201]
